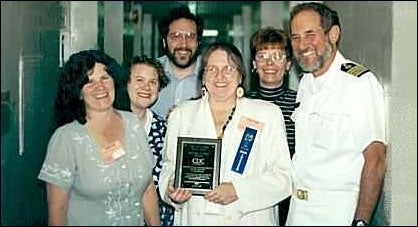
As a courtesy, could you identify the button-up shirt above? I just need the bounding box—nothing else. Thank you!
[291,51,386,191]
[151,55,202,118]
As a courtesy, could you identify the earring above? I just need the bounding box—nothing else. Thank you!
[251,67,258,74]
[236,86,244,98]
[201,85,207,97]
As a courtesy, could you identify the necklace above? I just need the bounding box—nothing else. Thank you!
[218,106,236,139]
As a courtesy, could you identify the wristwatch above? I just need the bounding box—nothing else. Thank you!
[351,218,370,226]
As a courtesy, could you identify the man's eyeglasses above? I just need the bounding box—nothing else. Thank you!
[168,32,197,42]
[204,65,238,78]
[255,52,287,64]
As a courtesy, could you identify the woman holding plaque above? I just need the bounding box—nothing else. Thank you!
[159,41,292,225]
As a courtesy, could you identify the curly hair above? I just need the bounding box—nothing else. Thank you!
[54,49,125,127]
[129,55,170,90]
[158,4,204,43]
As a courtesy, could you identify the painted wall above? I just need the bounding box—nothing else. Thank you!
[1,1,61,225]
[104,1,123,63]
[389,2,417,226]
[327,1,417,225]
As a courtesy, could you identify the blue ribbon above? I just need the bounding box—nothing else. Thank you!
[231,127,257,174]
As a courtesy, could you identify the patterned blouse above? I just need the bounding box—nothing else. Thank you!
[146,109,175,226]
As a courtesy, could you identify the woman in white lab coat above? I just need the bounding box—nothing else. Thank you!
[159,41,292,226]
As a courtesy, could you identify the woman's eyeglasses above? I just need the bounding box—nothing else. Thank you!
[204,65,238,78]
[255,52,286,64]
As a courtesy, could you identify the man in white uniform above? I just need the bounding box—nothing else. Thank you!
[286,2,386,226]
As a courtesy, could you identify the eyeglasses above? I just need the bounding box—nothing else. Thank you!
[255,52,286,64]
[204,65,238,78]
[168,32,197,42]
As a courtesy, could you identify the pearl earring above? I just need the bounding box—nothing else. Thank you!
[236,86,244,98]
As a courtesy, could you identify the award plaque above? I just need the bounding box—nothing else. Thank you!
[174,137,222,196]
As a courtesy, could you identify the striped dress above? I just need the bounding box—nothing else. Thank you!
[247,86,297,158]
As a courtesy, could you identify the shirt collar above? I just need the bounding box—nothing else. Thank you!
[257,85,286,101]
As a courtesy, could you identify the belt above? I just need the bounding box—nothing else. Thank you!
[296,189,309,200]
[294,188,358,203]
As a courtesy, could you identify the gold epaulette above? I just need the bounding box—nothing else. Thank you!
[340,62,370,77]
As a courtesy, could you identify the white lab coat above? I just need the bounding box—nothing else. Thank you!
[286,51,386,226]
[159,96,292,226]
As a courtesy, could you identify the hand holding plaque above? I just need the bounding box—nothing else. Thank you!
[174,137,222,196]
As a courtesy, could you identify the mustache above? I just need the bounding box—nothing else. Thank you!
[174,48,192,53]
[296,48,315,56]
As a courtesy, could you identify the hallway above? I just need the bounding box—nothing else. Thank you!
[1,1,416,225]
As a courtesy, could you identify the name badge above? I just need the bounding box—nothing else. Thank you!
[231,127,257,174]
[100,140,126,163]
[238,116,265,132]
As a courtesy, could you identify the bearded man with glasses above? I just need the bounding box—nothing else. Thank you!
[151,5,205,119]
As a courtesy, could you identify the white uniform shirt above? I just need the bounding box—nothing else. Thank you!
[159,96,292,226]
[287,51,386,225]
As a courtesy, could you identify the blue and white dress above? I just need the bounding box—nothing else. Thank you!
[144,109,175,226]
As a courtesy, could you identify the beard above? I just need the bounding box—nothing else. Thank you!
[166,47,199,69]
[296,41,333,73]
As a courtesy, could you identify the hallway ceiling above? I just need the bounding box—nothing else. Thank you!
[137,1,260,29]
